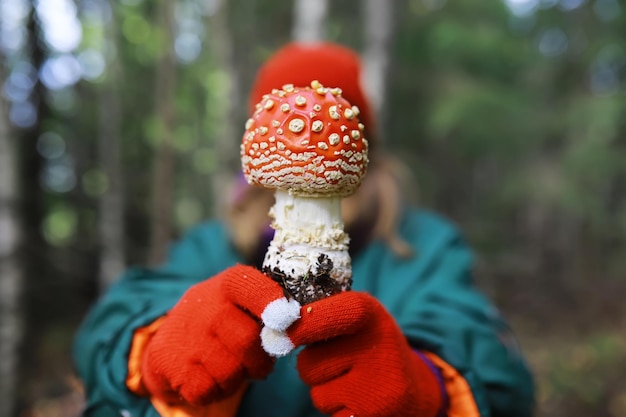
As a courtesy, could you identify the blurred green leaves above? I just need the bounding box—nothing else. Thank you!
[428,80,536,158]
[42,204,77,247]
[392,0,626,253]
[82,168,109,197]
[530,331,626,414]
[192,148,217,174]
[122,13,152,45]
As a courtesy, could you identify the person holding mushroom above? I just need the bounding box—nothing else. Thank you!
[73,42,535,417]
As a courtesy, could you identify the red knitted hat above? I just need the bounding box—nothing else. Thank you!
[249,42,375,137]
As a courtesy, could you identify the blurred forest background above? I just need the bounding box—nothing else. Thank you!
[0,0,625,416]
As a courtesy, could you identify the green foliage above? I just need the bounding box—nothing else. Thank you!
[192,148,217,174]
[175,197,204,229]
[528,331,626,416]
[428,79,536,157]
[81,168,109,197]
[42,203,78,247]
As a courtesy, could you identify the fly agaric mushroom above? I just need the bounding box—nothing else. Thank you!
[241,80,369,306]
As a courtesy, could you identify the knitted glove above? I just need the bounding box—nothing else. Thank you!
[250,291,444,417]
[141,265,301,406]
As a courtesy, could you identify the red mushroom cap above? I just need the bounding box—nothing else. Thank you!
[241,81,369,197]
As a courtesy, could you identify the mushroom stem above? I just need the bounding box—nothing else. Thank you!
[262,189,352,304]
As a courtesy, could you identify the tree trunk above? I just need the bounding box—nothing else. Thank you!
[20,3,47,284]
[362,0,394,137]
[207,0,241,217]
[292,0,328,42]
[17,5,50,411]
[0,66,23,417]
[98,13,125,289]
[148,0,177,265]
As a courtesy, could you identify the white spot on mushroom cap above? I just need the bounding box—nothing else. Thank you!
[328,133,340,146]
[295,95,307,106]
[288,119,305,133]
[312,120,324,133]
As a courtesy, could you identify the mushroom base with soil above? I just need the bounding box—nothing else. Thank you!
[261,189,352,305]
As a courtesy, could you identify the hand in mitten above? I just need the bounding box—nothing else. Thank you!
[141,265,301,406]
[270,292,443,417]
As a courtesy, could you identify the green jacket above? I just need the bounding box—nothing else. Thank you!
[73,209,534,417]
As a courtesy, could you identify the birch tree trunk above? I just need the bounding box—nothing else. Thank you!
[0,68,23,417]
[207,0,240,217]
[98,11,125,289]
[292,0,328,43]
[362,0,394,137]
[148,0,177,265]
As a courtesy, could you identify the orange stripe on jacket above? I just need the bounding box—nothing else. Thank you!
[425,352,481,417]
[127,317,246,417]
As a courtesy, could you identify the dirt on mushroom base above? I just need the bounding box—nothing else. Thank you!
[262,253,352,305]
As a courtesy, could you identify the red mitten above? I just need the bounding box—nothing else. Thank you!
[287,292,443,417]
[141,265,300,406]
